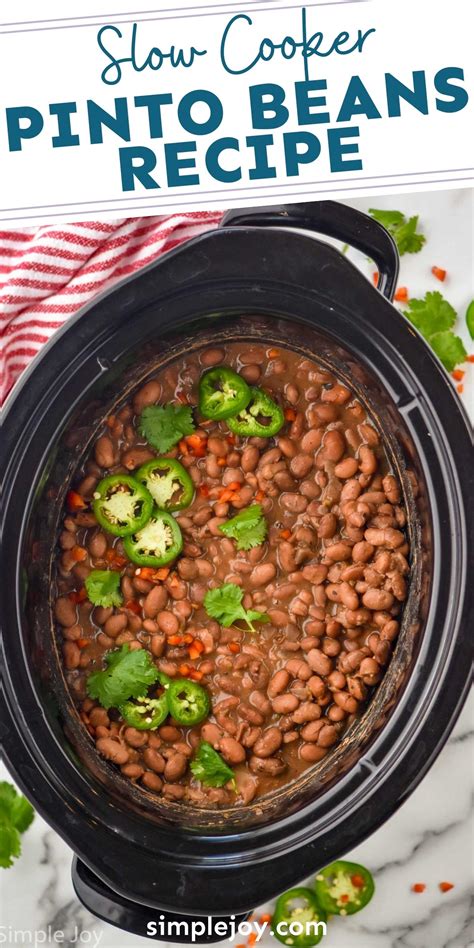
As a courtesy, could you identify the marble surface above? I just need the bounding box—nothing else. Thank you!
[1,189,473,947]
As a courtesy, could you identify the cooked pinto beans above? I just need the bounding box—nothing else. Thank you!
[54,342,410,809]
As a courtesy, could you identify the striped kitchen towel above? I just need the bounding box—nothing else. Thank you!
[0,211,222,405]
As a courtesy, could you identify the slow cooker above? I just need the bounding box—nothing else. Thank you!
[1,201,472,941]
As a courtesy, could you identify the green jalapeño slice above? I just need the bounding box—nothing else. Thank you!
[123,509,183,567]
[136,458,194,512]
[92,475,153,537]
[199,366,251,421]
[227,387,284,438]
[314,860,375,916]
[119,693,169,730]
[167,678,210,726]
[273,887,327,947]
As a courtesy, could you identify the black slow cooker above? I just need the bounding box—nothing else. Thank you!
[1,202,472,942]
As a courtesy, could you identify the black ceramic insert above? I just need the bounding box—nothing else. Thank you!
[1,202,472,938]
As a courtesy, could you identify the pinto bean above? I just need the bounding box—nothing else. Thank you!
[122,447,155,470]
[124,727,148,748]
[141,772,163,792]
[317,724,339,747]
[383,474,401,504]
[280,493,308,513]
[320,429,346,462]
[252,727,283,758]
[201,723,223,747]
[300,720,325,742]
[334,457,359,479]
[300,743,327,763]
[249,563,276,587]
[290,455,313,478]
[143,584,168,618]
[94,435,116,469]
[240,363,261,384]
[267,669,290,698]
[300,429,322,453]
[272,694,300,714]
[219,736,246,765]
[96,738,129,765]
[249,756,286,776]
[359,445,378,475]
[307,649,333,677]
[299,565,327,587]
[103,613,127,638]
[328,541,354,566]
[157,611,179,635]
[63,641,80,670]
[207,436,228,457]
[293,702,322,724]
[278,542,297,573]
[133,380,161,414]
[364,527,405,549]
[55,597,77,627]
[164,753,188,782]
[333,691,359,713]
[200,347,225,366]
[143,748,166,773]
[362,588,395,610]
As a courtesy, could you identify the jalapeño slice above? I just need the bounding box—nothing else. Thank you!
[273,887,327,947]
[199,366,251,421]
[167,678,210,726]
[119,693,169,730]
[227,387,284,438]
[123,509,183,567]
[92,474,153,537]
[136,458,194,512]
[314,860,375,916]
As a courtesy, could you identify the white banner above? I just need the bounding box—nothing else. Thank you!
[0,0,472,224]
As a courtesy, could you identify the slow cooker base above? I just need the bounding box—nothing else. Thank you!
[72,858,252,944]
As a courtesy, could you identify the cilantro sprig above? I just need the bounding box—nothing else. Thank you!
[85,569,123,608]
[204,583,269,632]
[0,782,35,869]
[139,404,195,454]
[86,644,159,709]
[403,291,467,371]
[190,742,235,788]
[369,209,426,255]
[219,504,267,551]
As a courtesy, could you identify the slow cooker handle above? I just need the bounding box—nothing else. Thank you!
[220,201,399,301]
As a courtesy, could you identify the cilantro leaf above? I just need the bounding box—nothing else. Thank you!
[86,644,159,709]
[139,404,195,453]
[85,569,123,608]
[204,583,269,632]
[0,782,35,869]
[404,291,456,337]
[190,742,235,788]
[403,292,467,371]
[369,209,426,255]
[429,331,468,372]
[219,504,268,551]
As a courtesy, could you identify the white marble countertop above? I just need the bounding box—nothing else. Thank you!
[1,189,473,948]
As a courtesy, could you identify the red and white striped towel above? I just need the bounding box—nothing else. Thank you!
[0,211,222,405]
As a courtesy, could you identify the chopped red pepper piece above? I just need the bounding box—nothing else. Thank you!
[394,286,409,303]
[70,545,87,562]
[412,883,426,893]
[280,528,292,540]
[452,369,465,381]
[124,599,141,614]
[198,484,210,498]
[439,882,454,893]
[467,354,474,363]
[284,407,297,422]
[69,587,87,604]
[66,490,86,511]
[351,874,366,889]
[432,266,447,282]
[372,271,379,286]
[77,638,89,649]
